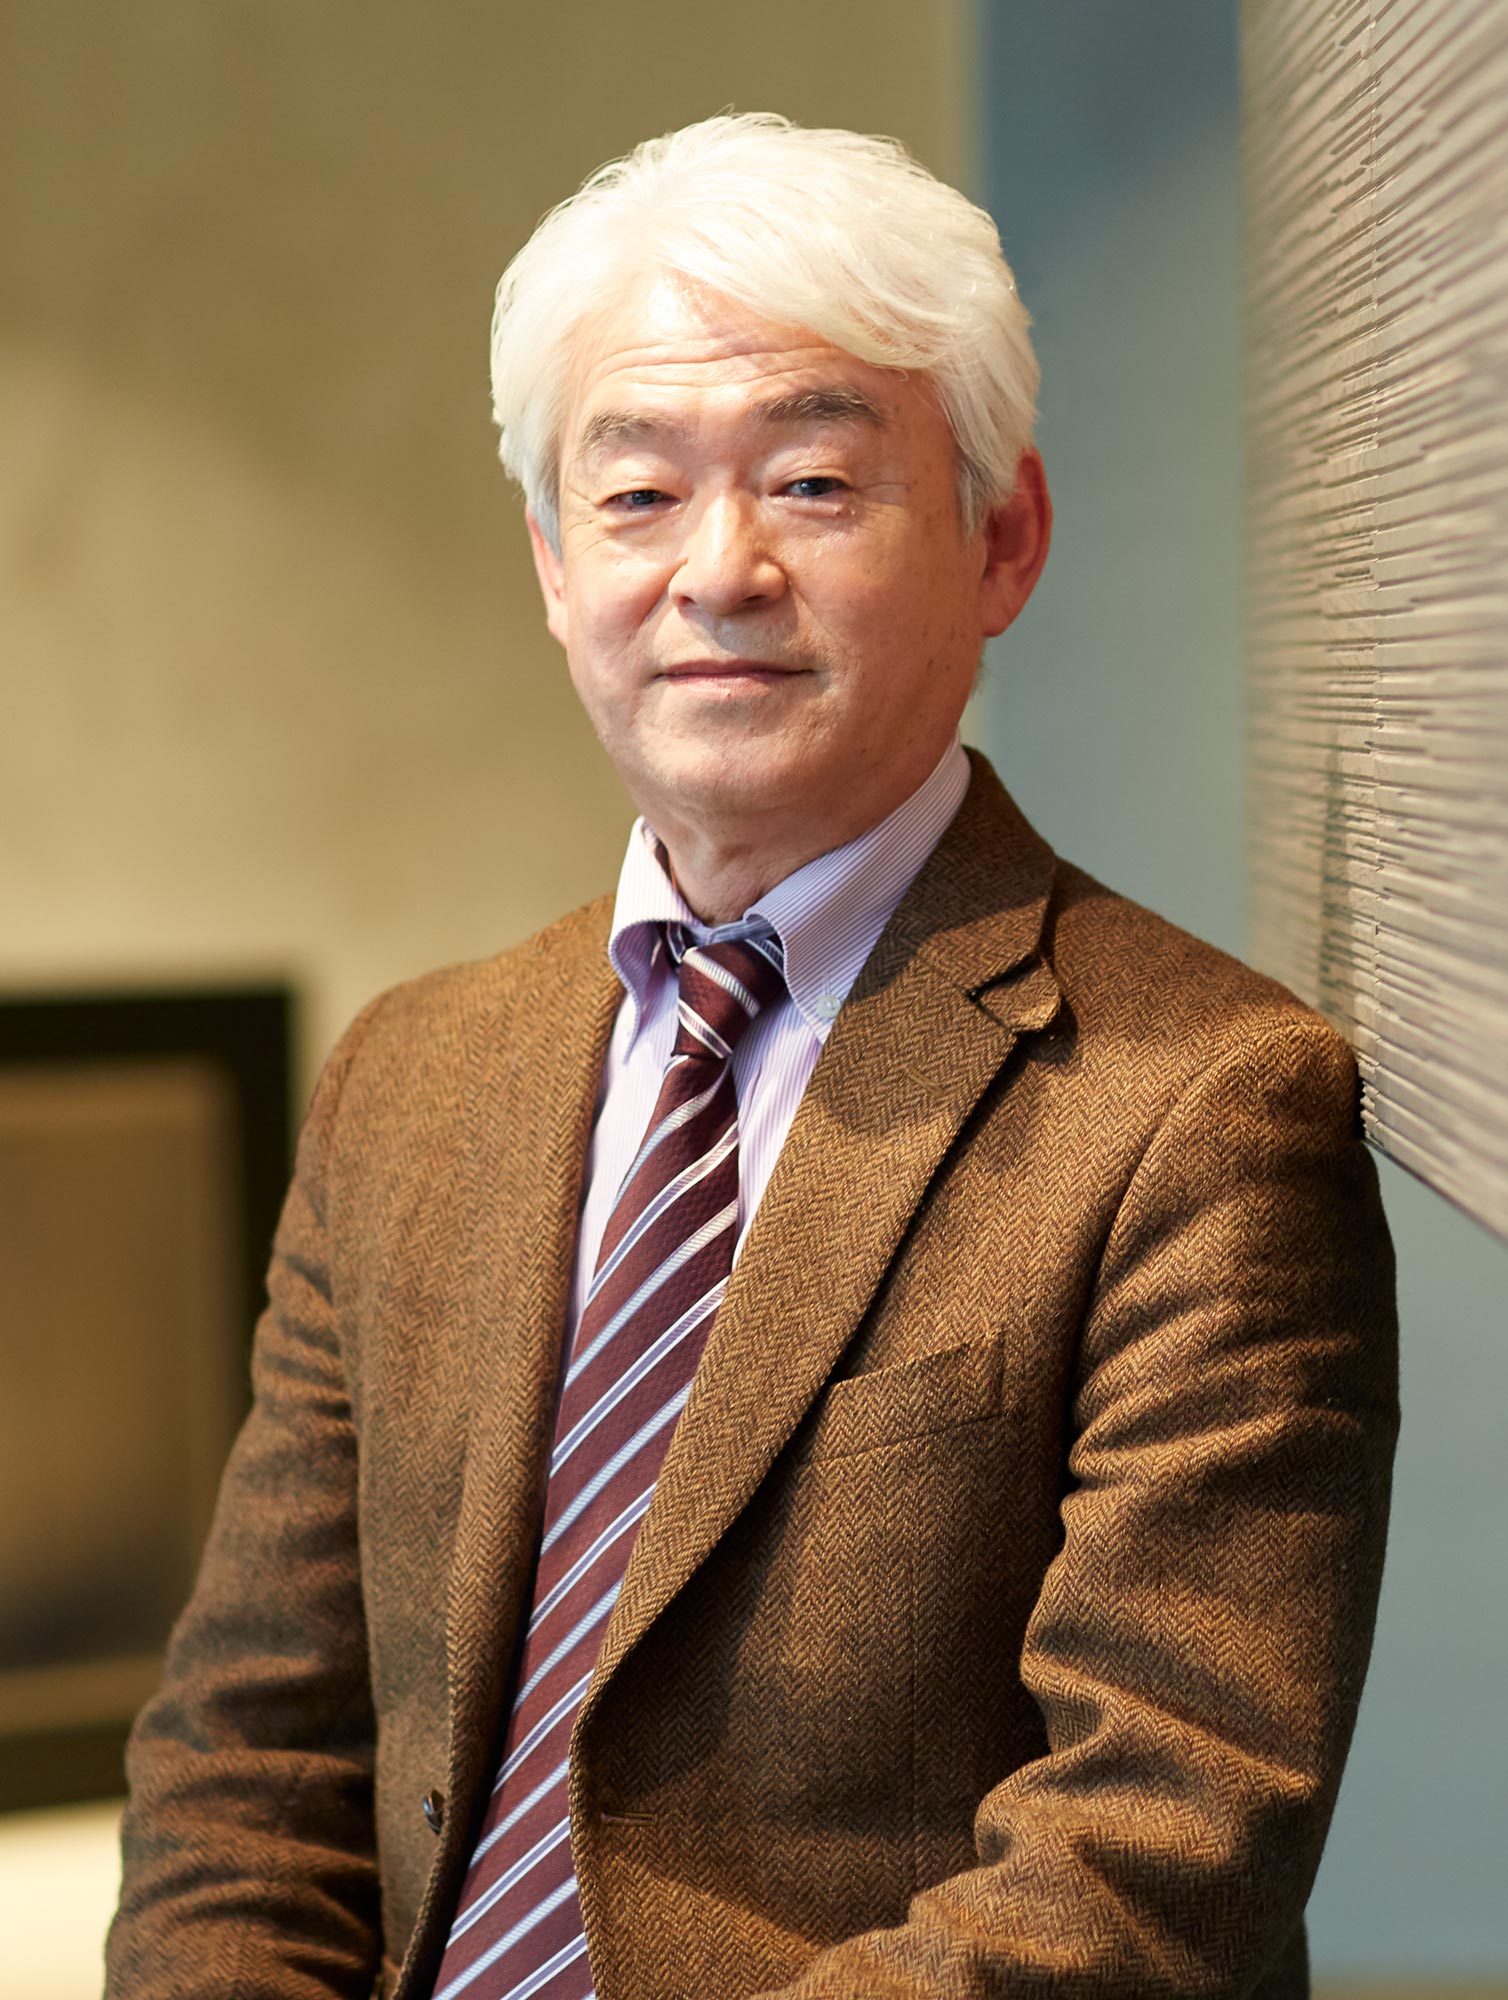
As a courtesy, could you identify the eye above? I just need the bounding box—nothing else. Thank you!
[782,475,847,499]
[607,487,669,510]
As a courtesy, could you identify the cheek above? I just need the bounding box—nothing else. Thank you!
[841,563,954,663]
[562,590,656,737]
[568,556,661,650]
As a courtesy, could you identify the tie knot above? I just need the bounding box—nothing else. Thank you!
[667,924,787,1063]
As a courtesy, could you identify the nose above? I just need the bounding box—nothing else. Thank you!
[670,492,787,618]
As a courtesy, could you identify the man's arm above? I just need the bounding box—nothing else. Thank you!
[105,1000,387,2000]
[759,1014,1399,1999]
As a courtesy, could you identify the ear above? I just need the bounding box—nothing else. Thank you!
[978,446,1052,639]
[526,509,570,650]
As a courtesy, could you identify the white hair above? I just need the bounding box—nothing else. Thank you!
[490,112,1039,550]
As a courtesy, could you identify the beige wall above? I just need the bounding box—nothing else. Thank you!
[2,1,966,1090]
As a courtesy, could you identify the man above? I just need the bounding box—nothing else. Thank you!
[107,115,1397,2000]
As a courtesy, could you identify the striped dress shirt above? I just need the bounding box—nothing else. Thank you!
[567,734,972,1338]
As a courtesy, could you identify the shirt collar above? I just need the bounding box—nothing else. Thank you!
[608,736,972,1045]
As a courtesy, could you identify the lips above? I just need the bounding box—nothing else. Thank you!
[657,659,804,680]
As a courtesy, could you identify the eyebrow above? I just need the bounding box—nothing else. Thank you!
[576,385,888,462]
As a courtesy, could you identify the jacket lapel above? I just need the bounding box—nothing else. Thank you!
[583,756,1061,1711]
[441,900,621,1823]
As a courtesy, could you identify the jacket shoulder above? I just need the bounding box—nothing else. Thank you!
[346,895,612,1048]
[309,894,615,1127]
[1043,858,1357,1111]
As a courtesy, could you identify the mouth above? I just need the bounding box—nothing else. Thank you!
[656,658,807,687]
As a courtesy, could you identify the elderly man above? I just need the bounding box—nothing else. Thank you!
[107,116,1397,2000]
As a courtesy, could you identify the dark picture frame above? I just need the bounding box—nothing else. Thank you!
[0,986,293,1811]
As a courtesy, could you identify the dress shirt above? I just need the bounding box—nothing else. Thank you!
[566,736,972,1335]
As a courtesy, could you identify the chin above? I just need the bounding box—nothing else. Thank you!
[635,733,822,820]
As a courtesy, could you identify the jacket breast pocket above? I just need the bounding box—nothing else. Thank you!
[801,1337,1001,1462]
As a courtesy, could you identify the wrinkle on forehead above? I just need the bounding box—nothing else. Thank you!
[564,271,894,423]
[577,385,888,467]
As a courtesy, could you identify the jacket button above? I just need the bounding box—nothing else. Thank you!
[422,1788,445,1834]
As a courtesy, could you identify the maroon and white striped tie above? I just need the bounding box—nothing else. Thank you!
[431,923,787,2000]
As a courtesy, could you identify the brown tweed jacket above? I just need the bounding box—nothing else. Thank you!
[106,755,1398,2000]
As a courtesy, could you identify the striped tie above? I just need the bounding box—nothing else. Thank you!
[431,923,787,2000]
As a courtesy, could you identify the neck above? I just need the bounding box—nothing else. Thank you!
[648,761,955,926]
[657,823,820,925]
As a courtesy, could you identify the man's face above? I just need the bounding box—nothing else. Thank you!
[529,275,1047,852]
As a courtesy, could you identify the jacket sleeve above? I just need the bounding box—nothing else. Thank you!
[757,1015,1400,2000]
[105,998,389,2000]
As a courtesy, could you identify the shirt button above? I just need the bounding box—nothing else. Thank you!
[816,992,842,1023]
[421,1788,445,1834]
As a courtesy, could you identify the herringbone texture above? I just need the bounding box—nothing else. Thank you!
[105,757,1399,2000]
[430,929,785,2000]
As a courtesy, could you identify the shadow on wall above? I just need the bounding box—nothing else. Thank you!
[976,12,1244,958]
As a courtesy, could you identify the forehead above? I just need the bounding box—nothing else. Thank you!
[562,273,929,456]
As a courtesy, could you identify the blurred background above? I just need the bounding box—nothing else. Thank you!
[2,2,1504,1995]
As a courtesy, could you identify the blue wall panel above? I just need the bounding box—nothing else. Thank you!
[975,0,1507,1976]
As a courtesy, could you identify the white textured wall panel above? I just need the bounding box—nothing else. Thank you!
[1245,0,1508,1240]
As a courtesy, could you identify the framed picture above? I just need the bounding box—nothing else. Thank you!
[0,987,292,1810]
